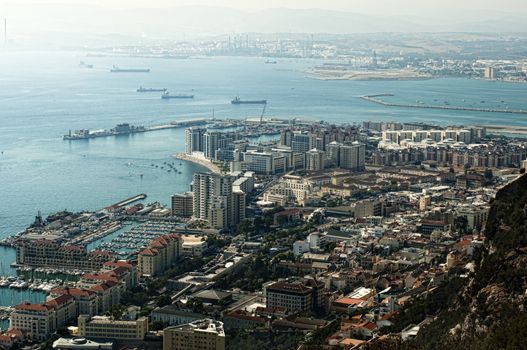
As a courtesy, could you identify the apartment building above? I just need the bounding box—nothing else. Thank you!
[138,234,180,277]
[265,279,326,314]
[10,295,76,342]
[185,128,206,154]
[265,175,313,205]
[171,192,194,218]
[306,148,326,171]
[193,172,245,229]
[15,240,114,271]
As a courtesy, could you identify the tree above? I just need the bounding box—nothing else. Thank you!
[157,294,172,307]
[150,320,167,331]
[107,304,125,320]
[484,168,493,181]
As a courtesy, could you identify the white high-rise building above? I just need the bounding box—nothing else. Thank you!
[339,142,365,171]
[192,173,243,229]
[185,128,206,154]
[306,148,325,171]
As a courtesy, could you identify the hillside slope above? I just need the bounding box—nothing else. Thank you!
[371,174,527,349]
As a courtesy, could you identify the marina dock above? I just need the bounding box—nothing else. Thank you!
[361,94,527,115]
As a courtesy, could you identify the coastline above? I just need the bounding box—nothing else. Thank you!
[173,152,222,174]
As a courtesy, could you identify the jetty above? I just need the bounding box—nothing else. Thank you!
[361,94,527,115]
[112,194,147,208]
[64,119,210,141]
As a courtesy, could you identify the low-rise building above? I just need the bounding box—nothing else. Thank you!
[151,305,206,326]
[77,315,148,340]
[163,319,225,350]
[181,235,207,257]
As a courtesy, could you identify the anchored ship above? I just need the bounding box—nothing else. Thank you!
[161,91,194,99]
[110,65,150,73]
[137,86,167,92]
[231,96,267,105]
[79,61,94,68]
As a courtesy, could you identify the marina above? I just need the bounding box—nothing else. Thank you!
[88,220,185,259]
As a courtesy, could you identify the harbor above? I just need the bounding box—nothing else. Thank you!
[361,93,527,115]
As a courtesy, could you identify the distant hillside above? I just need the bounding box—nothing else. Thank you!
[3,4,527,45]
[369,173,527,349]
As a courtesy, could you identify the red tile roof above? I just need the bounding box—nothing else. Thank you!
[15,302,54,312]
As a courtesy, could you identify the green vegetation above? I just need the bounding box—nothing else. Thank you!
[214,255,289,292]
[226,330,305,350]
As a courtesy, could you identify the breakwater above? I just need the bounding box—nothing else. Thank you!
[361,94,527,115]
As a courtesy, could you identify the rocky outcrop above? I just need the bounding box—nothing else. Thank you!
[370,174,527,349]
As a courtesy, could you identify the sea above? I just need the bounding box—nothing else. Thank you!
[0,50,526,307]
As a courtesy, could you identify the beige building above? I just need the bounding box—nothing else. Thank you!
[306,148,325,171]
[78,315,148,340]
[172,192,194,218]
[10,295,76,342]
[193,172,243,229]
[484,66,496,79]
[15,240,113,271]
[163,319,225,350]
[351,199,383,219]
[265,175,313,205]
[138,234,180,277]
[419,195,431,211]
[265,279,326,313]
[181,235,207,257]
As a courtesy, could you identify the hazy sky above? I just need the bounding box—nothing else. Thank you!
[2,0,526,47]
[4,0,527,14]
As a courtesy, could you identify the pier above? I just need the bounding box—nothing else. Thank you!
[361,94,527,115]
[112,194,147,208]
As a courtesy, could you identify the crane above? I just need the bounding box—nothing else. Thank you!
[260,103,266,125]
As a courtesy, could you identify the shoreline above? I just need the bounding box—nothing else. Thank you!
[173,152,222,174]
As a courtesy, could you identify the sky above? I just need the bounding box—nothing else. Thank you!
[3,0,527,14]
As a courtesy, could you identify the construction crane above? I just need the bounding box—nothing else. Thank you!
[259,104,266,125]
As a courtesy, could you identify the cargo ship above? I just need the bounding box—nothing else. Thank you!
[231,96,267,105]
[110,65,150,73]
[137,86,167,92]
[161,91,194,99]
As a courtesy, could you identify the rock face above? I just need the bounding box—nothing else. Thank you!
[412,174,527,349]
